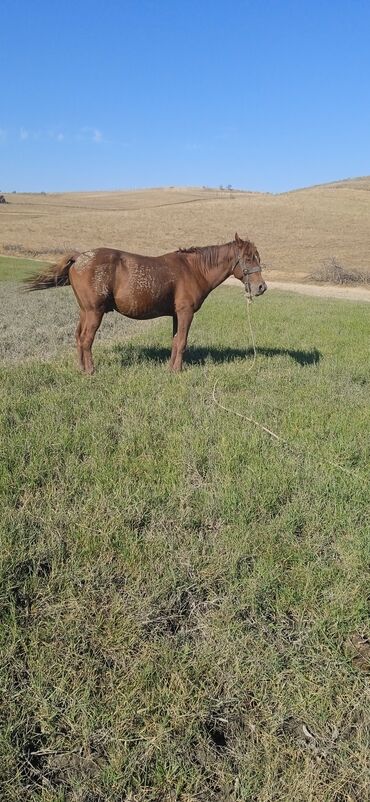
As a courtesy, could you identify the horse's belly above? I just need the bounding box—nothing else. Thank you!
[114,265,174,318]
[114,288,173,319]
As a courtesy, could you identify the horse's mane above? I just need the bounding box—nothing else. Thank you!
[177,241,233,255]
[177,239,258,270]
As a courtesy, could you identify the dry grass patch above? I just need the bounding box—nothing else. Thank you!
[0,283,155,366]
[308,258,370,286]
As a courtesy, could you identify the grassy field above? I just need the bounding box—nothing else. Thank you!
[1,281,369,801]
[0,255,50,283]
[1,177,370,281]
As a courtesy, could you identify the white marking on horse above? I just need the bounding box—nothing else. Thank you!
[93,264,110,297]
[130,264,160,295]
[74,250,96,272]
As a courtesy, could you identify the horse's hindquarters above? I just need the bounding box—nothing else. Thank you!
[69,253,116,312]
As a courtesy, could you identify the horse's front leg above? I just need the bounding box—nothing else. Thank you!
[169,314,178,369]
[171,308,193,372]
[75,310,86,371]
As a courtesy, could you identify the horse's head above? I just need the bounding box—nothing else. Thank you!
[232,232,267,297]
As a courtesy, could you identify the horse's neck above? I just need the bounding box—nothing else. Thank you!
[202,245,236,290]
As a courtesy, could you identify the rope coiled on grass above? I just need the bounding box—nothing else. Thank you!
[211,296,364,480]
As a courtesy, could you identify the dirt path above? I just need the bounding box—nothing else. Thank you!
[224,277,370,302]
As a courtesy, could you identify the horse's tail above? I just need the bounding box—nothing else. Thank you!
[23,252,80,291]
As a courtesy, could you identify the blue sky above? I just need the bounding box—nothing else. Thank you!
[1,0,369,192]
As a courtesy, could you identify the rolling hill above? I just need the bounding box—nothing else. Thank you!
[1,177,369,281]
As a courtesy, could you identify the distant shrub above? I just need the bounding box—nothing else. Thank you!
[308,258,369,285]
[2,243,25,253]
[2,242,79,258]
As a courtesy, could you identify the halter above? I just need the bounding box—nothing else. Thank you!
[232,256,262,300]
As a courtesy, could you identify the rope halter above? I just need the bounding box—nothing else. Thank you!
[232,256,262,302]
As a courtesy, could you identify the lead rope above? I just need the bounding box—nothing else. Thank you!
[211,295,364,480]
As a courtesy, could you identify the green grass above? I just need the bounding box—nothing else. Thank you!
[0,288,369,802]
[0,255,50,283]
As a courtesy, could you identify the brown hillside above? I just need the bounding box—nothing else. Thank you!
[1,179,369,281]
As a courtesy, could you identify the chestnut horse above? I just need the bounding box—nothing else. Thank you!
[25,233,266,374]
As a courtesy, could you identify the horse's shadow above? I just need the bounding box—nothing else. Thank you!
[114,344,321,367]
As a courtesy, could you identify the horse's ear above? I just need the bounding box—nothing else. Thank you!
[235,231,242,244]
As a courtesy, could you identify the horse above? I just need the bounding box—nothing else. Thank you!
[25,232,267,374]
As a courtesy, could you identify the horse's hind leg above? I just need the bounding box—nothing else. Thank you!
[80,309,103,374]
[75,310,85,371]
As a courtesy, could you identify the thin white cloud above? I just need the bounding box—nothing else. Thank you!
[5,125,106,145]
[47,128,65,142]
[79,126,104,143]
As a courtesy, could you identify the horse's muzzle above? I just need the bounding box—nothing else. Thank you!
[253,281,267,297]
